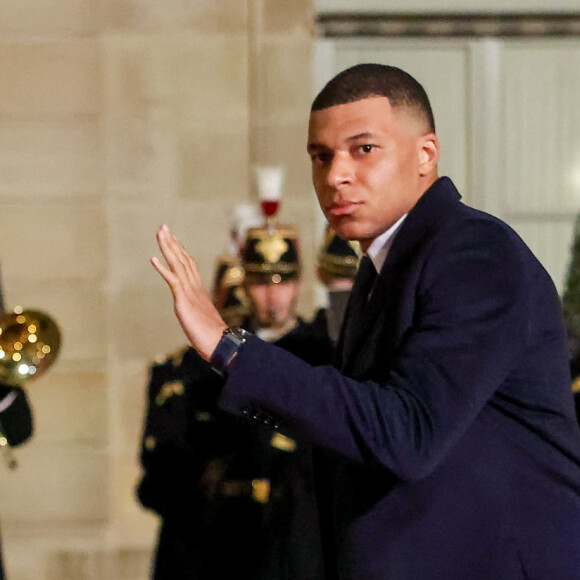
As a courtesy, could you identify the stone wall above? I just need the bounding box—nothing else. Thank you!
[0,1,316,578]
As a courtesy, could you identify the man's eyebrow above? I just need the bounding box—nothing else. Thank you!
[347,131,377,141]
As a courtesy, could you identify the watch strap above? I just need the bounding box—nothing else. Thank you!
[210,327,251,376]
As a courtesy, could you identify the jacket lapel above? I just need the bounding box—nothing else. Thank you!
[337,177,462,369]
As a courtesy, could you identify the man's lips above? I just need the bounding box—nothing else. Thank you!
[328,201,360,216]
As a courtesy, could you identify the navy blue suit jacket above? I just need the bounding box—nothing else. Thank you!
[219,177,580,579]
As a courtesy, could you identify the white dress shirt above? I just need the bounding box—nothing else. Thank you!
[366,214,407,274]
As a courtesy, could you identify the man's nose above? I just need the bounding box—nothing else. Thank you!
[326,153,354,189]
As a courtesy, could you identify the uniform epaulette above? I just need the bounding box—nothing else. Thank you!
[155,380,185,406]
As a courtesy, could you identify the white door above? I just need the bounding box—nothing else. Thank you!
[314,37,580,294]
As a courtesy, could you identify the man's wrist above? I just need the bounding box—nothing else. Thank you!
[210,327,252,376]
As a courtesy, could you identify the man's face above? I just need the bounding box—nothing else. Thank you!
[245,280,300,329]
[307,97,439,252]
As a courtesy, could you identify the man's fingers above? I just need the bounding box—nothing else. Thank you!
[151,256,174,285]
[151,256,188,302]
[156,226,202,288]
[166,228,203,287]
[156,226,183,275]
[152,225,228,360]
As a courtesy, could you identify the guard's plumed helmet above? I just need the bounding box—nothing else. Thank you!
[212,254,250,324]
[241,164,301,285]
[241,225,301,285]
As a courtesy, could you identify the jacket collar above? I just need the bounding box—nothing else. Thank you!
[377,176,461,277]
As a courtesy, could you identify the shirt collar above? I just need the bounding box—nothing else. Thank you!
[366,214,407,273]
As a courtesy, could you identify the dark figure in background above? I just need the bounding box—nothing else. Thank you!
[315,225,360,344]
[0,382,33,579]
[573,381,580,422]
[137,222,332,579]
[558,216,580,423]
[569,339,580,421]
[153,63,580,580]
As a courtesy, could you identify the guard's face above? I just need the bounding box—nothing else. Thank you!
[246,280,300,329]
[307,97,439,252]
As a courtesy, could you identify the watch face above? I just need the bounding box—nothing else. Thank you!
[229,327,250,342]
[225,327,248,347]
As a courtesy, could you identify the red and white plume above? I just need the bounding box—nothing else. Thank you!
[254,165,284,221]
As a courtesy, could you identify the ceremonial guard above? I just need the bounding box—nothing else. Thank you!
[137,182,332,578]
[238,218,333,580]
[315,225,361,344]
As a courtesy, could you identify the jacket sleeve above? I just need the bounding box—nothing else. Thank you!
[219,221,534,481]
[0,383,34,446]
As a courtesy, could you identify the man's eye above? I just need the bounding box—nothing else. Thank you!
[360,144,374,153]
[313,153,331,164]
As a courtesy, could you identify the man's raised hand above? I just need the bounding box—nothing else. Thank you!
[151,224,227,361]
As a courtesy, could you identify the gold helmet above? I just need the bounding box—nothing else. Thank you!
[241,225,301,285]
[212,254,250,326]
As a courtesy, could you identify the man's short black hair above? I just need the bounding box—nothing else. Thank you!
[311,63,435,133]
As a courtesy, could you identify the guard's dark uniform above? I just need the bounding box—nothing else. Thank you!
[566,333,580,422]
[136,315,333,580]
[570,352,580,422]
[0,383,33,580]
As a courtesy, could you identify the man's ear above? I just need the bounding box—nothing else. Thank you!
[418,133,439,176]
